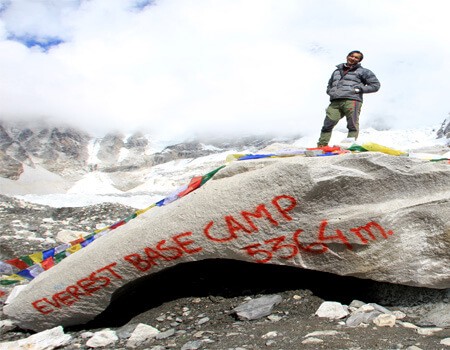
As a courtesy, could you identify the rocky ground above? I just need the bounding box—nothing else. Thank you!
[1,195,450,349]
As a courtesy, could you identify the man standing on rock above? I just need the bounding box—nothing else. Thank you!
[317,50,380,147]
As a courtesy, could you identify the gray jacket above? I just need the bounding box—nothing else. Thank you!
[326,63,380,102]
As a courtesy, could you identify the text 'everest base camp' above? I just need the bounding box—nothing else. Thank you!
[2,146,450,332]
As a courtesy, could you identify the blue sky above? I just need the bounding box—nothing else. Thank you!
[0,0,449,140]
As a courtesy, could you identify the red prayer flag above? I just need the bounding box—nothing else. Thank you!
[70,238,84,246]
[5,258,29,270]
[177,176,203,198]
[110,220,126,230]
[41,257,55,270]
[307,146,341,153]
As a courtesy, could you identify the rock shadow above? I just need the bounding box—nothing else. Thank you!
[74,258,447,330]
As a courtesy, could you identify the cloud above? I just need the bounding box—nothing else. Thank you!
[0,0,449,141]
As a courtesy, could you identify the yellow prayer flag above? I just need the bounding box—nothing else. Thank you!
[361,142,407,156]
[29,252,44,264]
[136,204,156,216]
[66,244,82,254]
[226,154,245,162]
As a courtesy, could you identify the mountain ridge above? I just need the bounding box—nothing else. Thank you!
[1,119,449,205]
[0,120,298,181]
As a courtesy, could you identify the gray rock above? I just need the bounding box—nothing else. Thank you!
[440,338,450,346]
[233,295,283,320]
[181,340,203,350]
[126,323,160,348]
[346,310,382,327]
[4,153,450,331]
[315,301,349,319]
[0,320,17,334]
[116,323,139,339]
[85,329,118,348]
[368,303,393,314]
[196,317,210,325]
[418,302,450,327]
[373,313,396,327]
[0,325,71,350]
[348,300,366,309]
[155,328,175,339]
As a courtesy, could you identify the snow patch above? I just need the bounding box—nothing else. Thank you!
[67,172,123,194]
[0,165,71,195]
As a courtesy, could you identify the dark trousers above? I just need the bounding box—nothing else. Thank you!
[318,99,362,146]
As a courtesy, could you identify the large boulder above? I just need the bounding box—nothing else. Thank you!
[4,153,450,331]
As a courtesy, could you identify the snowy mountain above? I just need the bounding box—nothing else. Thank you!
[0,120,299,207]
[0,118,449,209]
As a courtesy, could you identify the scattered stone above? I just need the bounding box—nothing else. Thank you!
[0,320,16,333]
[392,310,406,319]
[315,301,349,319]
[56,229,86,243]
[440,338,450,346]
[126,323,160,348]
[116,323,138,339]
[265,339,276,346]
[304,330,339,337]
[416,327,443,336]
[302,337,324,344]
[0,325,71,350]
[373,314,396,327]
[149,346,166,350]
[368,303,393,314]
[85,328,118,348]
[267,315,282,322]
[196,317,209,325]
[359,304,375,312]
[181,340,203,350]
[233,295,282,321]
[80,331,94,339]
[261,331,278,339]
[346,310,381,327]
[398,321,418,329]
[348,300,366,309]
[155,328,175,340]
[193,331,205,338]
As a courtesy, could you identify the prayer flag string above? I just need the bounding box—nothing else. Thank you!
[0,165,225,286]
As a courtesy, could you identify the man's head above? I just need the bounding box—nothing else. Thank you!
[346,50,363,66]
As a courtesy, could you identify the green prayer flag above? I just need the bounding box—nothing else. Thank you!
[54,251,67,264]
[200,165,226,185]
[19,255,34,267]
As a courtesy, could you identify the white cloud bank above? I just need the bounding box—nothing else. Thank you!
[0,0,449,141]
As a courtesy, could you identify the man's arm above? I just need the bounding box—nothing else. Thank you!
[360,69,380,93]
